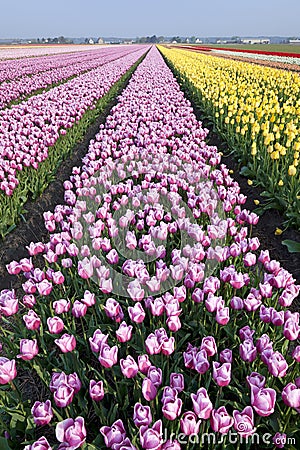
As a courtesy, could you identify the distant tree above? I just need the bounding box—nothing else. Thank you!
[190,36,196,43]
[58,36,67,44]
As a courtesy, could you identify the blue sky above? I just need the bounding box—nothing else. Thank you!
[1,0,299,38]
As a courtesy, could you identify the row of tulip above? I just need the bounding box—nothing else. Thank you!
[0,46,148,237]
[210,49,300,67]
[0,46,299,449]
[0,47,140,109]
[0,47,113,83]
[159,46,300,228]
[0,44,103,62]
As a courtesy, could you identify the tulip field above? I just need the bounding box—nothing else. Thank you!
[0,45,299,450]
[159,46,300,229]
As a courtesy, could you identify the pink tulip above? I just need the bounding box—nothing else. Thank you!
[98,344,118,368]
[191,387,213,419]
[162,397,183,421]
[138,355,152,374]
[200,336,217,356]
[17,339,39,360]
[89,329,108,353]
[47,316,64,334]
[233,406,255,437]
[54,334,76,353]
[142,378,157,401]
[53,299,70,314]
[120,355,138,378]
[0,357,17,384]
[0,290,19,316]
[267,351,288,378]
[72,300,87,318]
[23,310,41,330]
[282,383,300,408]
[210,406,234,434]
[180,411,201,435]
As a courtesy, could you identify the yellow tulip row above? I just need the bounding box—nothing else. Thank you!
[159,46,300,227]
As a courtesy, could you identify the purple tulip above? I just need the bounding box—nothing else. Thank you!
[31,400,53,426]
[56,417,86,449]
[273,433,287,449]
[251,386,276,416]
[142,378,157,401]
[24,436,52,450]
[100,419,127,448]
[212,362,231,386]
[139,420,162,450]
[239,339,257,363]
[72,300,87,318]
[170,373,184,392]
[67,373,81,394]
[89,380,105,402]
[162,440,181,450]
[133,403,152,427]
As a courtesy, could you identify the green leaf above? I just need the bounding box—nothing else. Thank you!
[0,437,12,450]
[282,240,300,253]
[239,166,254,177]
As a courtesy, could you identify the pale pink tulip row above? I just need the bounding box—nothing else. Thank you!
[0,46,148,196]
[0,47,115,82]
[0,46,142,109]
[0,44,109,62]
